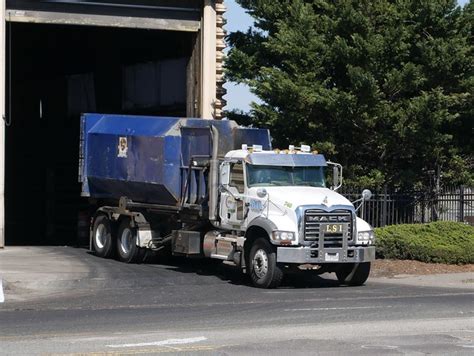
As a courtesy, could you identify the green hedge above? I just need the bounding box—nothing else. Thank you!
[374,222,474,264]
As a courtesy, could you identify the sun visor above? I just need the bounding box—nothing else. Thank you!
[245,153,327,167]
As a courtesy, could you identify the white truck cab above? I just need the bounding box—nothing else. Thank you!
[215,145,375,288]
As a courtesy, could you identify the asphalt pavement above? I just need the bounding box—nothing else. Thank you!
[0,246,473,355]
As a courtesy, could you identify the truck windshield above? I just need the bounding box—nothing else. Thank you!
[247,165,326,188]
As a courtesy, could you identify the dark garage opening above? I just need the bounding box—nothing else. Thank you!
[5,22,195,245]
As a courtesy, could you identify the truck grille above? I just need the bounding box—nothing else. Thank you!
[304,209,353,248]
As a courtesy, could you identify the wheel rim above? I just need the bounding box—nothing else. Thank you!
[252,248,269,279]
[95,223,107,249]
[119,227,133,255]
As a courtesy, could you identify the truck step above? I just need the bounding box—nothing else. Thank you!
[210,253,230,260]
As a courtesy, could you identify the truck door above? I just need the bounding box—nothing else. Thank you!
[219,161,246,230]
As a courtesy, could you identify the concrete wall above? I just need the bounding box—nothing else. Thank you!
[0,0,5,248]
[201,0,227,120]
[201,0,216,120]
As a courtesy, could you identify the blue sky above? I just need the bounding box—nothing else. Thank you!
[223,0,258,112]
[224,0,471,112]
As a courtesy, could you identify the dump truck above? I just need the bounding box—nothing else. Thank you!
[80,114,375,288]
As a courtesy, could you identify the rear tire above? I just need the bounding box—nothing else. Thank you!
[249,238,284,288]
[92,215,115,258]
[116,218,145,263]
[336,262,371,286]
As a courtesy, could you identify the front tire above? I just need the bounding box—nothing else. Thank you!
[249,238,283,288]
[336,262,371,286]
[92,215,115,258]
[116,218,145,263]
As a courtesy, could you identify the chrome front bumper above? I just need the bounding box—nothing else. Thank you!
[276,246,376,264]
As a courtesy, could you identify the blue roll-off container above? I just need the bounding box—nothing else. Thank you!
[79,114,271,206]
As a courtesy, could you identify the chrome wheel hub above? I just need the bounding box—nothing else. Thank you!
[95,224,106,249]
[120,227,133,255]
[253,249,269,279]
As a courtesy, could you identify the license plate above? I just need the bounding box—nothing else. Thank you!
[325,252,339,262]
[323,224,343,235]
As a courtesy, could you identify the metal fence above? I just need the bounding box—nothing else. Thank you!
[342,186,474,228]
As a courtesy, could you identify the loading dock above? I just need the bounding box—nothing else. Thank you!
[0,0,223,246]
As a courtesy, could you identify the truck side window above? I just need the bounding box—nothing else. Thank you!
[230,162,245,193]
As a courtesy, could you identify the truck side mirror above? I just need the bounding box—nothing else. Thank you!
[257,188,268,198]
[333,166,339,189]
[327,161,343,191]
[220,162,230,186]
[362,189,372,201]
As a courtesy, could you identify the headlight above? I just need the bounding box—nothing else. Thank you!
[271,231,296,243]
[357,230,375,245]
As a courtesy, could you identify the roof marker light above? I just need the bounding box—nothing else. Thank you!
[288,145,295,152]
[300,145,311,153]
[252,144,263,152]
[241,144,248,151]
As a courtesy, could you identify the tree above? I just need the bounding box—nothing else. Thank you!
[226,0,473,190]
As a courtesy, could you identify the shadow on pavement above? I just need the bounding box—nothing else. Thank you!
[133,250,343,289]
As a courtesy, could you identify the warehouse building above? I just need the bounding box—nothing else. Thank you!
[0,0,227,247]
